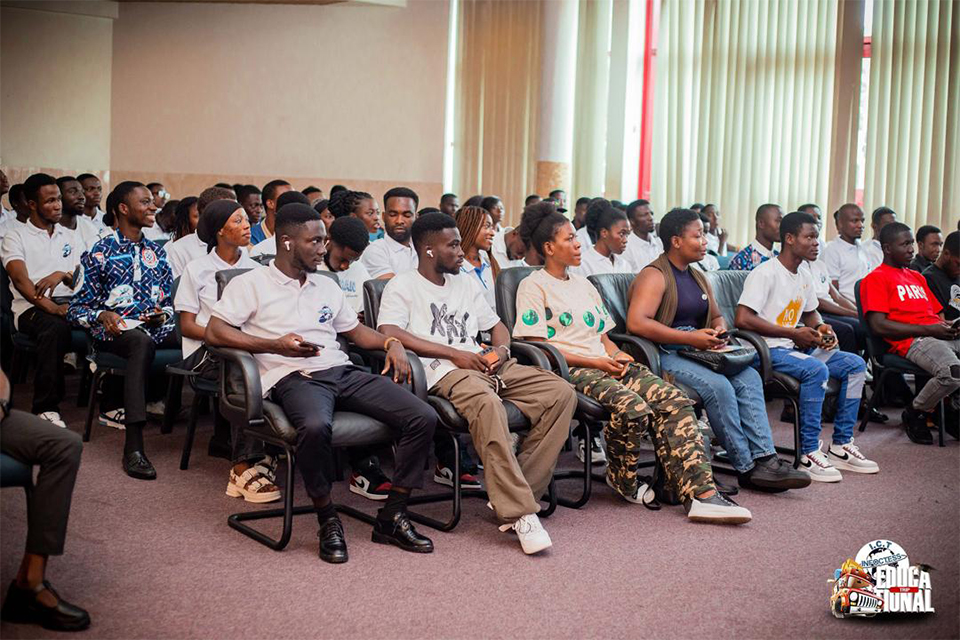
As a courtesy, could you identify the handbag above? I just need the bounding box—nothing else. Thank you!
[677,344,756,376]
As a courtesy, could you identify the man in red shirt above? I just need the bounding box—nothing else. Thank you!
[861,222,960,444]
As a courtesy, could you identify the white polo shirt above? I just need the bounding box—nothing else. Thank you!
[166,233,210,278]
[319,258,371,314]
[863,238,883,271]
[211,261,359,394]
[143,224,173,243]
[61,215,101,251]
[623,232,663,271]
[571,244,634,278]
[250,236,276,258]
[0,217,26,244]
[1,220,81,321]
[822,238,871,301]
[458,253,496,310]
[174,250,260,358]
[361,234,418,278]
[803,258,832,299]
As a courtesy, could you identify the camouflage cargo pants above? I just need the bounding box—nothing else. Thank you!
[569,362,714,502]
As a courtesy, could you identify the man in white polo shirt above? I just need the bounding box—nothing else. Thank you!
[56,176,100,251]
[205,203,438,564]
[864,206,897,271]
[822,203,872,303]
[622,199,663,271]
[77,174,106,228]
[361,187,419,279]
[0,173,80,428]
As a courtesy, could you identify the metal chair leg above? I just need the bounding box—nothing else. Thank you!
[555,420,596,509]
[859,369,888,433]
[406,430,464,531]
[228,446,300,551]
[77,360,91,407]
[83,371,101,442]
[938,399,946,447]
[179,393,203,470]
[161,376,183,434]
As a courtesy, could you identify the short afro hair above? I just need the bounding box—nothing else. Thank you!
[276,190,311,210]
[411,211,457,252]
[329,216,370,254]
[871,206,896,226]
[942,231,959,256]
[384,186,419,210]
[916,225,941,244]
[261,179,291,204]
[658,208,702,249]
[275,202,321,238]
[197,186,236,216]
[879,221,912,248]
[23,173,57,204]
[779,211,818,245]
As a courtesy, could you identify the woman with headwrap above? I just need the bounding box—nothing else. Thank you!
[173,200,279,503]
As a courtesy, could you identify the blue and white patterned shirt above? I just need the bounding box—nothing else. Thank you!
[67,230,175,343]
[728,240,779,272]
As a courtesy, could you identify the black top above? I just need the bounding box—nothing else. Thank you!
[910,254,933,273]
[922,263,959,321]
[670,262,709,329]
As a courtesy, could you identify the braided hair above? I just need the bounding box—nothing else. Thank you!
[327,190,373,219]
[173,196,199,240]
[455,205,500,279]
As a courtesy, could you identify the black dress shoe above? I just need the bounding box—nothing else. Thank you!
[372,511,434,553]
[712,476,739,497]
[739,456,811,492]
[122,451,157,480]
[1,580,90,632]
[902,409,933,445]
[858,404,889,423]
[317,516,348,564]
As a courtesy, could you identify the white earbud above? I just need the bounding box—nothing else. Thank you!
[426,249,434,257]
[284,241,291,251]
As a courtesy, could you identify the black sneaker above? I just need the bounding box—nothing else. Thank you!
[902,408,933,445]
[349,457,392,501]
[739,456,811,491]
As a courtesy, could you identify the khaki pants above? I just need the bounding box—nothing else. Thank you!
[431,360,577,522]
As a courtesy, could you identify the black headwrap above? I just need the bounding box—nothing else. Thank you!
[196,199,242,251]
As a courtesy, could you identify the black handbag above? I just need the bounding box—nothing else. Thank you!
[677,344,756,376]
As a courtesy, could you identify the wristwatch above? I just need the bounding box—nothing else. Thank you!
[0,398,10,419]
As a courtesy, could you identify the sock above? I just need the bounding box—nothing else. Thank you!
[378,489,408,522]
[316,502,337,524]
[124,422,145,455]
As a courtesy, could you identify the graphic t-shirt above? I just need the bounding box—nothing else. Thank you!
[513,269,613,359]
[861,263,943,356]
[738,257,818,349]
[922,263,959,322]
[320,259,371,314]
[378,270,500,389]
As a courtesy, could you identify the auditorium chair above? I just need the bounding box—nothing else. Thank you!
[360,279,558,531]
[854,280,945,446]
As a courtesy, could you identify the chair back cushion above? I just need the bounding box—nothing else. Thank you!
[495,266,540,330]
[0,452,32,488]
[587,273,636,333]
[855,279,891,361]
[363,279,390,329]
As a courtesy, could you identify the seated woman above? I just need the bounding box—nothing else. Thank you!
[174,199,279,504]
[171,196,199,242]
[571,199,634,277]
[626,208,810,492]
[454,205,499,311]
[512,202,751,524]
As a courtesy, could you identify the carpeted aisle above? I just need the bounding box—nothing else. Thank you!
[1,380,958,639]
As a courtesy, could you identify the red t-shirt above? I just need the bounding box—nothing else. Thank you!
[861,263,943,356]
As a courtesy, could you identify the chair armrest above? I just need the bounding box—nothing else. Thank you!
[207,346,265,425]
[608,332,661,376]
[732,329,771,384]
[512,339,570,381]
[509,341,550,369]
[165,364,198,378]
[349,346,429,402]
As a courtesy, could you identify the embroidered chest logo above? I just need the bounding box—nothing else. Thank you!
[430,303,469,344]
[141,248,159,269]
[318,305,333,323]
[776,297,803,327]
[62,244,73,258]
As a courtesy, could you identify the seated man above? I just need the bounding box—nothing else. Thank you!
[0,371,89,632]
[622,199,663,271]
[862,223,960,443]
[378,213,577,554]
[863,206,897,271]
[910,225,943,273]
[205,203,439,564]
[166,186,236,276]
[249,179,292,245]
[923,230,959,322]
[361,187,419,279]
[67,181,178,480]
[1,173,81,428]
[0,183,30,241]
[736,211,877,482]
[728,203,782,271]
[822,204,872,304]
[693,213,721,271]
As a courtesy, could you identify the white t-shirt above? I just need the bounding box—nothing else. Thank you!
[166,233,209,278]
[738,257,818,349]
[0,217,26,244]
[174,250,260,357]
[571,244,634,278]
[623,232,663,271]
[458,253,496,310]
[361,235,418,279]
[822,238,871,301]
[490,227,511,272]
[804,258,832,299]
[143,224,173,243]
[250,236,276,258]
[319,259,371,314]
[378,270,500,389]
[211,262,359,394]
[575,225,592,249]
[1,221,81,321]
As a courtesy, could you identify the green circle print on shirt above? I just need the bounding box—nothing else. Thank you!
[522,309,539,325]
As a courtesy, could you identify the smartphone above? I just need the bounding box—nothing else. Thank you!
[480,346,500,366]
[143,311,166,323]
[299,340,322,352]
[715,331,731,340]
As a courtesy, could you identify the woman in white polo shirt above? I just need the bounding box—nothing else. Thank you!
[454,205,499,310]
[571,199,634,278]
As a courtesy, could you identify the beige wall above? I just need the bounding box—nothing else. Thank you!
[109,1,449,204]
[0,3,114,174]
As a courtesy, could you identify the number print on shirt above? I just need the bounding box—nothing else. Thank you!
[430,303,470,344]
[776,297,803,327]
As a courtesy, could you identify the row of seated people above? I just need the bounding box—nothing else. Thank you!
[2,174,959,566]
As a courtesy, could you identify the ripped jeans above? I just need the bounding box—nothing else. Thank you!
[766,347,866,455]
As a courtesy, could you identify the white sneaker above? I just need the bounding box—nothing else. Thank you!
[575,433,606,464]
[99,409,126,430]
[605,474,655,505]
[499,514,552,555]
[685,493,752,525]
[38,412,67,428]
[828,439,879,474]
[145,400,165,417]
[799,441,843,482]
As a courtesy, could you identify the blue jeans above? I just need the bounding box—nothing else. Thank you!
[766,347,866,455]
[659,352,776,473]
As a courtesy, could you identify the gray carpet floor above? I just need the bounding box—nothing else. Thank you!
[2,377,958,639]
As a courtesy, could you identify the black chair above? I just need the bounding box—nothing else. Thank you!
[212,268,427,550]
[494,266,607,509]
[361,278,558,530]
[855,280,945,446]
[0,452,32,490]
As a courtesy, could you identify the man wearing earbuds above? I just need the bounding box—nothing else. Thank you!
[205,203,439,564]
[377,213,577,555]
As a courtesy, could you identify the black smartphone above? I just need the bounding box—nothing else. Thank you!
[715,331,730,340]
[143,311,166,323]
[299,340,322,351]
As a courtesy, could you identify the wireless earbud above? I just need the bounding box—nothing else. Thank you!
[284,241,291,251]
[426,249,434,257]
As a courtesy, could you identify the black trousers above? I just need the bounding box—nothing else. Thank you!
[18,309,72,414]
[1,410,82,556]
[270,366,437,500]
[822,313,865,354]
[94,329,180,425]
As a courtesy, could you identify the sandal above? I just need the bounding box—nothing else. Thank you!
[225,464,281,503]
[253,455,278,484]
